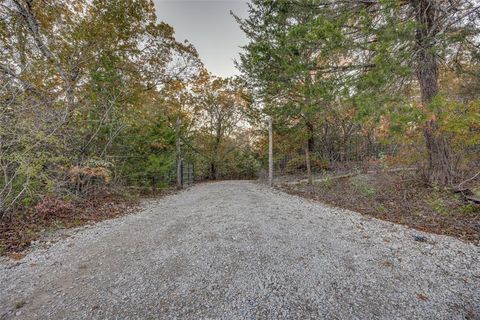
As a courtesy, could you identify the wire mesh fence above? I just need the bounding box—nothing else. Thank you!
[266,139,480,187]
[111,157,195,193]
[267,141,401,185]
[180,161,195,188]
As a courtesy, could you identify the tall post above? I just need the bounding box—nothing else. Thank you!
[190,163,194,186]
[176,117,182,190]
[152,175,156,194]
[305,143,313,186]
[268,116,273,187]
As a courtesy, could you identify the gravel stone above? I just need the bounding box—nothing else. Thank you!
[0,181,479,319]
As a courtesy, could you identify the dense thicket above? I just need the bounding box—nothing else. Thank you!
[0,0,258,219]
[234,0,480,185]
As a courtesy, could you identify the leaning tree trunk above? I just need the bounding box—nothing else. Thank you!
[413,0,455,186]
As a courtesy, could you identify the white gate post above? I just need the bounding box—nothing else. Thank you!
[268,116,273,187]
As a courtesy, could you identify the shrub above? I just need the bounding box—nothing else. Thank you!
[68,165,112,195]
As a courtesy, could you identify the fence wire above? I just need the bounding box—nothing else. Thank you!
[269,141,399,185]
[113,157,195,193]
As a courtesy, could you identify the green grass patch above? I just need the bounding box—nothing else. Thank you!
[427,196,450,216]
[350,176,376,198]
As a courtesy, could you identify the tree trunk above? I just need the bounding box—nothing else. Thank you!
[341,134,348,162]
[304,121,314,186]
[305,143,313,186]
[210,162,217,180]
[412,0,455,185]
[306,121,315,154]
[423,120,455,185]
[210,145,219,180]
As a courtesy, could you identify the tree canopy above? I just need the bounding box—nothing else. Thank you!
[234,0,480,185]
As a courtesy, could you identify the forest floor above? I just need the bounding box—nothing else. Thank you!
[0,189,177,257]
[277,170,480,244]
[1,181,479,319]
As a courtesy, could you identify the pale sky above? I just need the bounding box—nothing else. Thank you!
[153,0,250,78]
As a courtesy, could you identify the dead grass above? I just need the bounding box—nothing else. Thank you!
[0,186,176,256]
[278,171,480,244]
[0,186,182,256]
[0,192,140,256]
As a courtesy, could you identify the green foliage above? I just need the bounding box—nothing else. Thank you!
[0,0,200,216]
[376,205,387,213]
[320,176,333,189]
[427,196,450,216]
[186,73,257,180]
[350,176,376,198]
[461,204,477,214]
[235,0,479,186]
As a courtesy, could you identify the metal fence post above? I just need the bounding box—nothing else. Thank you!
[180,159,184,189]
[192,163,195,184]
[176,117,182,190]
[190,163,193,186]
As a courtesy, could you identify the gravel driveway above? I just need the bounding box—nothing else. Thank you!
[1,181,479,319]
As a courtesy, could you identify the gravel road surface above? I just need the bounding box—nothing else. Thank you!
[1,181,479,319]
